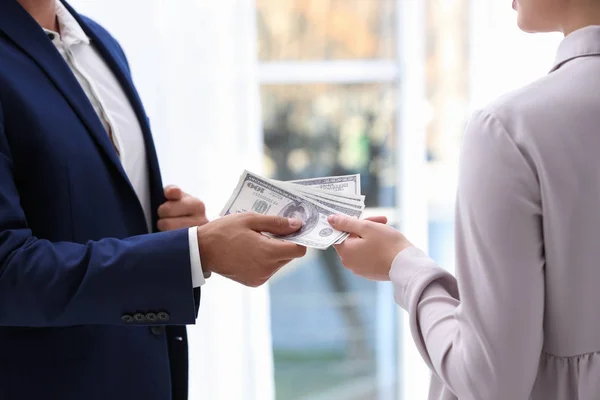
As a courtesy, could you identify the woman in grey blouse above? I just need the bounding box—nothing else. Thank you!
[327,1,600,399]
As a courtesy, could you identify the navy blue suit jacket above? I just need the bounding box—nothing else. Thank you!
[0,1,200,399]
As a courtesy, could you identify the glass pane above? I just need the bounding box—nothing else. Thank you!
[262,83,399,399]
[261,84,397,208]
[270,250,399,400]
[257,0,396,61]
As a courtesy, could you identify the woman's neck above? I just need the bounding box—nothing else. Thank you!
[17,0,58,32]
[561,6,600,36]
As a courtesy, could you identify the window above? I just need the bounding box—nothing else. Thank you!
[261,83,397,207]
[257,0,396,61]
[257,1,410,399]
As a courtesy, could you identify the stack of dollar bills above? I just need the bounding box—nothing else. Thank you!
[220,170,365,249]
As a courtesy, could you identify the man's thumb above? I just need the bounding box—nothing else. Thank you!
[247,215,303,235]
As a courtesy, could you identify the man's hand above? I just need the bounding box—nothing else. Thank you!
[157,186,209,231]
[196,213,307,287]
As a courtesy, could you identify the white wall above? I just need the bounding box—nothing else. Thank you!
[469,1,562,109]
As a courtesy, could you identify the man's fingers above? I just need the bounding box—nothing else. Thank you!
[259,234,307,260]
[158,201,184,218]
[364,216,388,224]
[283,243,308,259]
[246,214,303,235]
[327,214,370,236]
[269,239,307,260]
[158,196,205,218]
[164,185,183,201]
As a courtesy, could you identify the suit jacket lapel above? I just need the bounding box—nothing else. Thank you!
[0,0,136,201]
[0,0,166,231]
[63,2,167,230]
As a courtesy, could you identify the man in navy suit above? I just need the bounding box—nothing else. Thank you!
[0,0,307,399]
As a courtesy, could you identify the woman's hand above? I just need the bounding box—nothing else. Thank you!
[328,214,412,281]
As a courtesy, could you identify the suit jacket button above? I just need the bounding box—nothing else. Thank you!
[157,311,170,322]
[121,314,133,323]
[150,326,164,336]
[133,313,146,323]
[146,312,157,323]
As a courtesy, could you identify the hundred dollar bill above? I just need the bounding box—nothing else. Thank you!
[275,182,365,206]
[282,185,365,244]
[301,192,364,211]
[220,171,348,249]
[288,174,361,196]
[275,181,364,209]
[301,194,361,245]
[287,175,364,245]
[281,186,364,216]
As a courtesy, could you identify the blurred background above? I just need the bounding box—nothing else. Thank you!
[70,0,561,399]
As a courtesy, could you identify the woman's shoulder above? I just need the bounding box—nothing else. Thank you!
[485,74,560,123]
[472,66,593,144]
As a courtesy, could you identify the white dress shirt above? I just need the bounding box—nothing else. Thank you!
[44,1,204,287]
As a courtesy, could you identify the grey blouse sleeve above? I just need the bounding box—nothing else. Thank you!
[390,109,545,400]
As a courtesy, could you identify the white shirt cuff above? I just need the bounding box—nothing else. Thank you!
[188,227,206,287]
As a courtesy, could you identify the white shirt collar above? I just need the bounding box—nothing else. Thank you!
[43,0,90,46]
